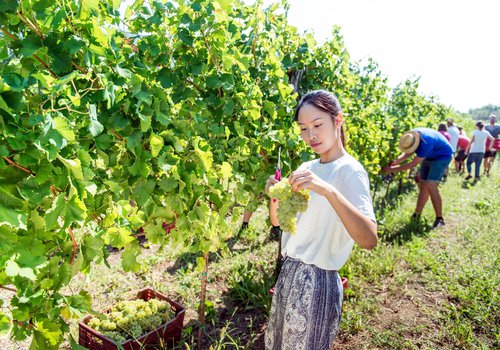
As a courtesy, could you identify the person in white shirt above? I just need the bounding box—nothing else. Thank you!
[264,90,377,350]
[465,121,495,180]
[447,118,459,153]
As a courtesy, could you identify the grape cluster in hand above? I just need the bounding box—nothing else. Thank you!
[87,298,174,343]
[269,179,310,234]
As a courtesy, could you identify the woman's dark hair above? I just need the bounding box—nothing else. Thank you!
[476,121,484,129]
[438,123,448,132]
[294,90,345,146]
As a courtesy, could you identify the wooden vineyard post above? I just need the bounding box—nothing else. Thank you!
[197,251,209,350]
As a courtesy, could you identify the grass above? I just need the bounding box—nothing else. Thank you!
[1,164,498,349]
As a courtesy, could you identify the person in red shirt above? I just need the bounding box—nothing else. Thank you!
[455,130,470,173]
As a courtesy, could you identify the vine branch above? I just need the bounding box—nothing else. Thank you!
[33,54,58,78]
[186,78,205,95]
[72,62,88,74]
[17,10,45,40]
[0,285,17,292]
[201,29,218,69]
[1,28,18,41]
[67,227,77,265]
[110,130,124,142]
[2,156,35,175]
[50,185,63,196]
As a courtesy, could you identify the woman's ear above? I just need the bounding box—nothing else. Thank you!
[335,113,344,127]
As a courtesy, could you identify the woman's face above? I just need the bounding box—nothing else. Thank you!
[297,103,340,155]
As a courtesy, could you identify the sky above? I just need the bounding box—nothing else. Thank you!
[248,0,500,112]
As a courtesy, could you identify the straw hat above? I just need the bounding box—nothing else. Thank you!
[398,131,420,154]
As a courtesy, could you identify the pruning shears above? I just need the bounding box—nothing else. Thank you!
[274,147,282,181]
[272,147,282,203]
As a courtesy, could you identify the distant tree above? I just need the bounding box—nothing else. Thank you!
[462,104,500,120]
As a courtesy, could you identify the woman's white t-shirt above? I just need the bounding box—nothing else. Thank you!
[470,129,492,153]
[281,154,376,271]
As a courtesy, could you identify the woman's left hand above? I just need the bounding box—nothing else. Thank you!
[288,170,333,196]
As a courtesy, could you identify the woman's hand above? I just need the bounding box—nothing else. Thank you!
[288,170,333,196]
[265,175,280,195]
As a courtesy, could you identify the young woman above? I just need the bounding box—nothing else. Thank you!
[264,90,377,350]
[438,123,451,143]
[465,121,495,180]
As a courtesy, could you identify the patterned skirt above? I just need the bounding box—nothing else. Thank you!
[265,257,343,350]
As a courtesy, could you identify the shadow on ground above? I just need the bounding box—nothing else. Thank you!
[382,218,434,245]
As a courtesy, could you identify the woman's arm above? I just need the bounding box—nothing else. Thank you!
[289,170,377,250]
[323,188,377,250]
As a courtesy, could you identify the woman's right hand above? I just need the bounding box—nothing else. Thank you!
[265,175,280,196]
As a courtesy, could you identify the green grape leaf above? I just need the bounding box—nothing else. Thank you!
[157,177,178,192]
[88,104,104,136]
[44,192,86,230]
[53,116,75,142]
[121,244,141,272]
[0,204,27,229]
[17,251,46,270]
[193,138,213,172]
[79,0,99,18]
[149,133,163,157]
[133,180,156,206]
[44,194,65,229]
[91,18,108,47]
[4,259,36,280]
[157,68,176,88]
[0,0,18,13]
[103,227,134,249]
[194,256,206,273]
[82,235,104,264]
[33,320,63,347]
[0,312,10,335]
[218,162,232,179]
[143,221,166,244]
[0,95,12,115]
[57,156,84,181]
[60,292,92,320]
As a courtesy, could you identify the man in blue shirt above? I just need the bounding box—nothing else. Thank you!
[383,128,453,228]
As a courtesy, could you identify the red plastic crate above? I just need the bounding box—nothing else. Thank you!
[79,288,185,350]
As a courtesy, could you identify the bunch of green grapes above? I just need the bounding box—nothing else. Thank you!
[269,179,310,234]
[87,298,174,343]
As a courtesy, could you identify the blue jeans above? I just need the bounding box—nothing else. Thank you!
[466,152,484,178]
